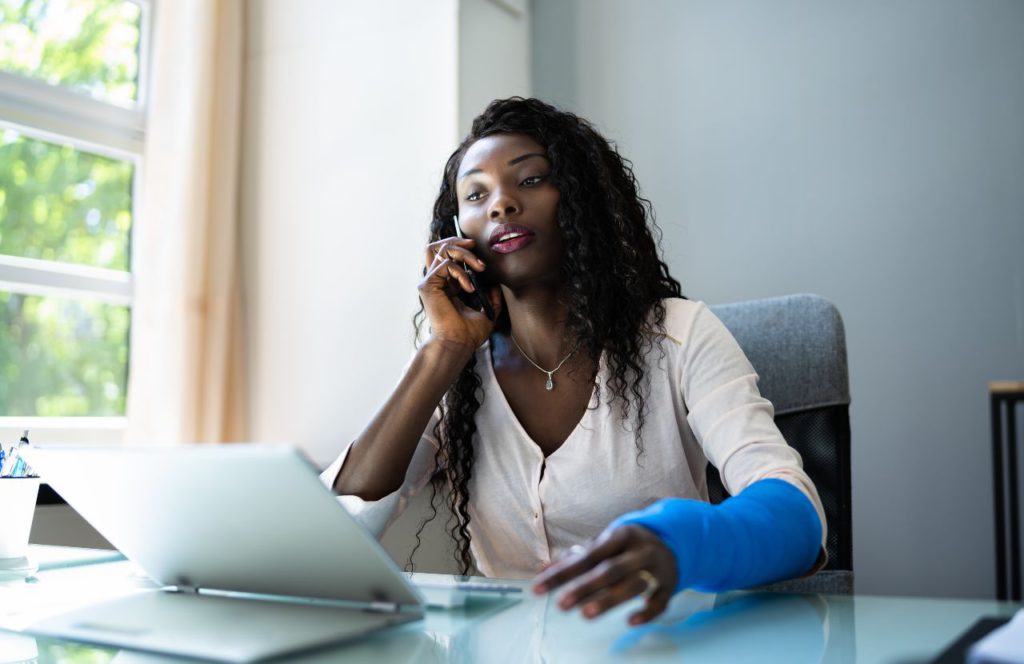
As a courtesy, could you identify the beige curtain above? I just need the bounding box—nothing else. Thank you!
[125,0,246,443]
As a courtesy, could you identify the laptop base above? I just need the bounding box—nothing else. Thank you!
[26,589,422,663]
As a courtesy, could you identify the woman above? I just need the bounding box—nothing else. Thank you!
[322,97,825,625]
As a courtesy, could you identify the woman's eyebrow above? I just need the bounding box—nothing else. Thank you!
[508,152,547,166]
[458,152,549,180]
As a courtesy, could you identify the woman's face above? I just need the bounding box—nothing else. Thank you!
[455,133,563,290]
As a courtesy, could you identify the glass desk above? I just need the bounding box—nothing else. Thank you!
[0,547,1019,663]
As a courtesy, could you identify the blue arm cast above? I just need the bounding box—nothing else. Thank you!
[610,478,823,593]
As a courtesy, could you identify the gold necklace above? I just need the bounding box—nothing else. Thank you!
[509,334,580,392]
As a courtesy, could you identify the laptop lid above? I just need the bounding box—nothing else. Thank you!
[23,443,424,608]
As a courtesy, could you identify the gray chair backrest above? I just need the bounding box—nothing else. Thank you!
[711,294,849,415]
[709,294,853,592]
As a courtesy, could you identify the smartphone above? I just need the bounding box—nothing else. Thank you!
[452,215,495,320]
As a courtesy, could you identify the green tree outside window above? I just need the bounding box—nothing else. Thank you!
[0,0,140,105]
[0,0,140,416]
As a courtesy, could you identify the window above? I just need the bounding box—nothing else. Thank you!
[0,0,150,426]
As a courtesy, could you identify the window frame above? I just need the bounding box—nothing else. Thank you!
[0,0,154,432]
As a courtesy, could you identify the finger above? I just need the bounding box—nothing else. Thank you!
[426,241,454,271]
[424,259,474,294]
[577,570,652,620]
[434,258,477,291]
[426,246,486,277]
[557,550,647,611]
[425,238,478,268]
[430,250,453,272]
[532,545,606,595]
[427,247,445,271]
[427,236,475,251]
[532,529,629,594]
[627,587,672,626]
[445,245,486,271]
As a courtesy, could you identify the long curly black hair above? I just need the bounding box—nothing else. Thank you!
[411,97,684,575]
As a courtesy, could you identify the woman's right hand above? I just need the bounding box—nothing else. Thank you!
[418,237,502,350]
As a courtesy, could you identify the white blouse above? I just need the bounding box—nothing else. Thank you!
[320,298,827,578]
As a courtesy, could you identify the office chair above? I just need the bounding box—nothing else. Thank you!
[708,294,853,594]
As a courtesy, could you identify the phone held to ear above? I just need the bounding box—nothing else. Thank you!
[453,215,495,320]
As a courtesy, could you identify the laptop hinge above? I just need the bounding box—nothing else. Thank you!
[364,601,402,613]
[165,585,201,594]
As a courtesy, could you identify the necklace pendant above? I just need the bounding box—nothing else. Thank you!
[545,375,555,391]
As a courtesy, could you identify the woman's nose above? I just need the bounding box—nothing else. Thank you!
[488,192,520,220]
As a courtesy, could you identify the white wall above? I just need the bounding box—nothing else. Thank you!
[241,0,529,573]
[459,0,532,135]
[532,0,1024,599]
[242,0,458,467]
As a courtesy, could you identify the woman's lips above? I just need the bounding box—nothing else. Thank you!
[491,234,535,254]
[489,224,536,254]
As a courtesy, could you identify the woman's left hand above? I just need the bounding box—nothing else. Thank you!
[531,524,679,625]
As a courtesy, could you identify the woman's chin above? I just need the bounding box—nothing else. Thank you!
[497,269,563,294]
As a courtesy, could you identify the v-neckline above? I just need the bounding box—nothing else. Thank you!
[480,340,598,461]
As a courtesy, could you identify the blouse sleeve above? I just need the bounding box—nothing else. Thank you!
[678,301,828,550]
[319,407,441,540]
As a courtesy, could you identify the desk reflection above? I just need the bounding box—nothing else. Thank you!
[444,590,840,664]
[27,631,443,664]
[0,630,37,664]
[609,592,837,663]
[12,589,848,664]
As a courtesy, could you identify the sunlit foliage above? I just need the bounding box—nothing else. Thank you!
[0,0,139,416]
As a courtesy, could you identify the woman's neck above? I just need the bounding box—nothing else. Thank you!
[500,283,575,368]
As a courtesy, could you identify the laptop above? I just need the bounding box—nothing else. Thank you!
[21,443,504,662]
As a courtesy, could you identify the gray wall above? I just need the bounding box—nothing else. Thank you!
[533,0,1024,599]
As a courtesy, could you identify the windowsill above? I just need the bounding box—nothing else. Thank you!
[0,416,127,430]
[0,416,126,445]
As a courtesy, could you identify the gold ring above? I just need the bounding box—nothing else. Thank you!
[637,569,659,599]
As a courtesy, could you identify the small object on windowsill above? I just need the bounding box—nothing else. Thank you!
[0,439,41,578]
[1,430,36,479]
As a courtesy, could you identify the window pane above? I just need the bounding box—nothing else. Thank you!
[0,0,141,106]
[0,128,132,271]
[0,291,128,416]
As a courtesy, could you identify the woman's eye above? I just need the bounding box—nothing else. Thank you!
[521,175,546,186]
[465,191,484,202]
